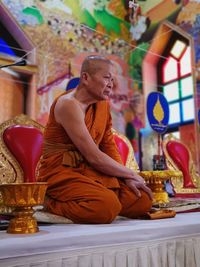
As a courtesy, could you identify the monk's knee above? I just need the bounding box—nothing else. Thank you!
[120,189,152,219]
[93,192,121,223]
[72,191,121,224]
[138,190,152,214]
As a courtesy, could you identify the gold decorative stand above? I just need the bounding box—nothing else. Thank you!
[139,170,182,205]
[0,182,47,234]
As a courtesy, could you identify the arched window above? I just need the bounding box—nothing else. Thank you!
[160,39,194,127]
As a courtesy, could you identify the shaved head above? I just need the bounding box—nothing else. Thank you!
[77,55,114,100]
[81,55,113,75]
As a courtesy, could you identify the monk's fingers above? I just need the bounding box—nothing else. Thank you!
[128,182,141,198]
[132,174,145,183]
[137,183,153,200]
[126,179,153,200]
[133,177,144,184]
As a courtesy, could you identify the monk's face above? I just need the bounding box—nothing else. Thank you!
[87,62,114,101]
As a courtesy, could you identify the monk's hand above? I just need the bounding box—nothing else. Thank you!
[125,178,153,200]
[131,171,145,183]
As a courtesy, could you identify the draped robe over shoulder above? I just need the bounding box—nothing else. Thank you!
[37,92,123,198]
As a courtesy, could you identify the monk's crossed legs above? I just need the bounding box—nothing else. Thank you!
[46,178,152,224]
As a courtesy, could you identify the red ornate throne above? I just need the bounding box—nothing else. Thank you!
[163,134,200,197]
[0,114,44,213]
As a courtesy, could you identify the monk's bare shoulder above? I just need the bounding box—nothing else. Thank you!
[58,93,76,106]
[55,93,83,124]
[57,90,76,104]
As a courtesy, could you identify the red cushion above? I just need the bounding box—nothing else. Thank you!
[166,140,196,188]
[3,125,43,183]
[113,135,129,165]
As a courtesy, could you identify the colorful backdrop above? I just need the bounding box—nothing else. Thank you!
[2,0,200,164]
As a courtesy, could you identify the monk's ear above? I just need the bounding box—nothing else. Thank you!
[81,72,89,84]
[81,72,88,80]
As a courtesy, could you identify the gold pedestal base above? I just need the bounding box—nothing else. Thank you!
[8,207,38,234]
[0,182,47,234]
[152,192,169,205]
[139,170,182,205]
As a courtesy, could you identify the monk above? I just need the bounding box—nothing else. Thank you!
[37,55,152,224]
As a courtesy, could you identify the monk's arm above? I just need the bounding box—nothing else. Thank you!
[99,112,123,164]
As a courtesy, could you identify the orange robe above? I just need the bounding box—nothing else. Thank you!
[37,93,152,223]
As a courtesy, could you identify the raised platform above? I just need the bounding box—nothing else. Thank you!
[1,212,200,267]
